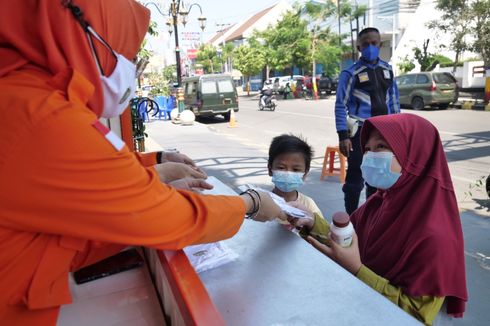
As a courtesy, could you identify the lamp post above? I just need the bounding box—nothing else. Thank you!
[145,1,206,87]
[168,1,206,87]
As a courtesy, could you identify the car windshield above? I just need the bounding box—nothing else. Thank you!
[218,80,234,93]
[201,80,217,94]
[433,73,454,84]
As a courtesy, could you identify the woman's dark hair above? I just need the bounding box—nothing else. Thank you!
[268,134,313,172]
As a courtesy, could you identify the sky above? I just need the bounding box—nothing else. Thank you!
[141,0,297,59]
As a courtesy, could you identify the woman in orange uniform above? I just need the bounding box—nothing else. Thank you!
[0,0,284,324]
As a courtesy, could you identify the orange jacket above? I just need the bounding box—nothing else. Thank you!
[0,67,245,324]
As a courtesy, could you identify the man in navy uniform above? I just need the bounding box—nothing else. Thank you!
[335,27,400,214]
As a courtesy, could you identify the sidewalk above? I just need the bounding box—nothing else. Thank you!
[144,119,347,221]
[144,118,489,326]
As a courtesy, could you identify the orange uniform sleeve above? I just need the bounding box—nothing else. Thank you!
[134,151,158,167]
[0,105,245,250]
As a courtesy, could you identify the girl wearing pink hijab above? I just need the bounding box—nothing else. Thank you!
[292,113,467,325]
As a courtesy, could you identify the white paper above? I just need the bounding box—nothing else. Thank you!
[238,185,311,219]
[183,242,238,273]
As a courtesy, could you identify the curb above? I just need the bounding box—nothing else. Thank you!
[453,100,490,111]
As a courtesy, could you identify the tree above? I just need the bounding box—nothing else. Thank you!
[233,44,266,96]
[413,39,439,72]
[304,1,341,99]
[196,44,221,74]
[428,1,471,73]
[139,21,159,60]
[259,10,311,75]
[338,0,367,61]
[397,55,416,74]
[470,0,490,102]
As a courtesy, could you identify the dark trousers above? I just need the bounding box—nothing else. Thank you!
[342,129,377,215]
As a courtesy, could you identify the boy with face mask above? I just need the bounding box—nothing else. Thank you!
[268,135,324,221]
[334,27,400,215]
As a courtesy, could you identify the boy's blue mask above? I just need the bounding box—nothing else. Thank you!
[361,44,379,62]
[272,170,304,193]
[361,151,401,190]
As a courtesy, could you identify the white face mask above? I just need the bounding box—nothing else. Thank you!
[86,27,137,118]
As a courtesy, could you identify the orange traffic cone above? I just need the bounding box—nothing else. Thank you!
[228,109,237,128]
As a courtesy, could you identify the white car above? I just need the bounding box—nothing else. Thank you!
[272,75,303,94]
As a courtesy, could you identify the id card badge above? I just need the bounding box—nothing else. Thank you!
[383,69,391,79]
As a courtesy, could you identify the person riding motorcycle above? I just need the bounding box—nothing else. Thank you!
[260,80,274,107]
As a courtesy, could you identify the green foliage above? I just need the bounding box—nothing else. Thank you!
[464,175,488,200]
[196,44,221,74]
[397,55,416,73]
[258,10,311,72]
[304,1,342,77]
[470,0,490,66]
[139,21,159,60]
[232,44,266,78]
[146,70,170,97]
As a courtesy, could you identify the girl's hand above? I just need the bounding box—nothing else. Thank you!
[306,233,362,275]
[286,200,314,231]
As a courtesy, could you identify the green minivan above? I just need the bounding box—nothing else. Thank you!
[182,74,239,121]
[396,72,458,110]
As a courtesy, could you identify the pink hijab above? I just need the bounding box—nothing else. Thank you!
[352,113,467,316]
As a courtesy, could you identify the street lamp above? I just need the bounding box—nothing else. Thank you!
[145,1,206,87]
[168,1,206,86]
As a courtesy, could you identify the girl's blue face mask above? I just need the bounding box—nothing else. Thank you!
[361,151,401,190]
[361,44,379,62]
[272,170,304,193]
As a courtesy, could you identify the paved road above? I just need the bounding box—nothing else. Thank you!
[146,94,489,325]
[205,93,490,211]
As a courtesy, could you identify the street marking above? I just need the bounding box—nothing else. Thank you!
[276,111,335,120]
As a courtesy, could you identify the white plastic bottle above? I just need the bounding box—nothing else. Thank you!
[329,212,354,247]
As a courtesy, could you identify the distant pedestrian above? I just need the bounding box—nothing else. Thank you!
[335,27,400,214]
[283,82,292,100]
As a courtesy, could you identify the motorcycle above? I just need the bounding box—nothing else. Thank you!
[259,91,277,111]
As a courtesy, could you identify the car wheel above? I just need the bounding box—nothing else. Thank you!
[438,103,449,110]
[411,97,425,110]
[223,112,231,121]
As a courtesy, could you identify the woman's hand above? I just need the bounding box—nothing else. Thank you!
[286,200,314,231]
[164,151,198,167]
[306,233,362,275]
[168,178,213,192]
[240,191,286,222]
[255,191,287,222]
[155,162,206,183]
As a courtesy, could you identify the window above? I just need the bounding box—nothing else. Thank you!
[433,73,453,84]
[185,82,195,95]
[201,80,217,94]
[416,74,430,84]
[404,74,416,85]
[396,76,406,85]
[217,80,234,93]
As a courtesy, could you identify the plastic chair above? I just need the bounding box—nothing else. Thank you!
[165,96,176,120]
[320,145,346,184]
[154,96,167,120]
[137,99,149,122]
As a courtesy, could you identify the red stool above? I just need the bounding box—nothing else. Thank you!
[320,146,346,184]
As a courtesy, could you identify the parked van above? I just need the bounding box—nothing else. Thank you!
[182,74,239,121]
[396,72,458,110]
